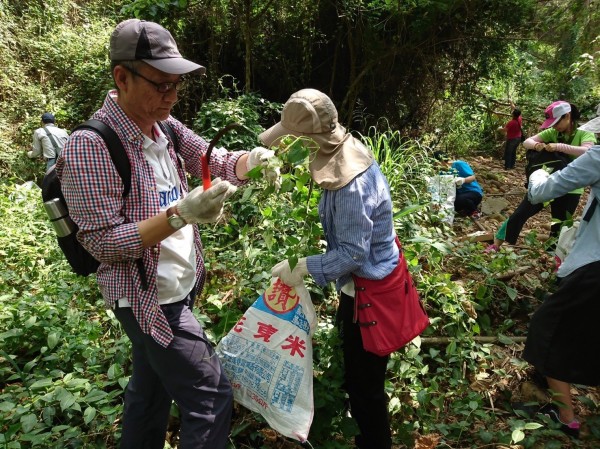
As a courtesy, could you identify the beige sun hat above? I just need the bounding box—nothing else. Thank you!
[259,88,373,190]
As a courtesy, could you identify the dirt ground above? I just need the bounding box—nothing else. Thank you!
[200,153,600,449]
[442,153,600,448]
[455,154,590,245]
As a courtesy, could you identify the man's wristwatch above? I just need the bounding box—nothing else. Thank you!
[166,205,187,230]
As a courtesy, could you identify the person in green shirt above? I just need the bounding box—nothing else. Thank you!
[486,101,596,255]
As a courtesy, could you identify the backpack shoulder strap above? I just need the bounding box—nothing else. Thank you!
[158,121,179,154]
[73,119,131,197]
[158,121,183,170]
[43,127,61,155]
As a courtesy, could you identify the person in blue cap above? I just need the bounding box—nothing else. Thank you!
[435,152,484,219]
[28,112,69,170]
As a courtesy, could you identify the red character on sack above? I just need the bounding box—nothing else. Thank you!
[254,322,279,342]
[264,280,300,313]
[233,316,246,333]
[282,335,306,357]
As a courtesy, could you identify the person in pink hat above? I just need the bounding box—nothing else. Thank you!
[520,110,600,438]
[486,101,596,254]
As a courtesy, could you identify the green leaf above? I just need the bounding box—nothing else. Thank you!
[107,364,122,380]
[393,204,422,218]
[475,285,487,300]
[511,428,525,443]
[478,429,494,443]
[24,316,37,328]
[0,401,16,412]
[118,377,129,390]
[84,389,108,403]
[29,378,53,390]
[523,422,543,430]
[47,332,59,350]
[65,378,88,390]
[285,139,311,165]
[505,286,518,300]
[20,413,37,433]
[0,328,23,340]
[57,390,76,411]
[83,406,97,424]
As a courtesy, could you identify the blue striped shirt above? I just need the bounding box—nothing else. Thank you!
[306,162,399,290]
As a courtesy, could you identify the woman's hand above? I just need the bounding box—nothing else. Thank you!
[545,143,558,152]
[533,142,546,151]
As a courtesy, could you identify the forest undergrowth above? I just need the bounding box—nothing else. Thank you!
[2,133,600,449]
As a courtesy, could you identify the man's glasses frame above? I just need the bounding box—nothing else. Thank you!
[122,63,187,94]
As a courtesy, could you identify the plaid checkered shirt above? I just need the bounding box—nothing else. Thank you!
[56,90,248,347]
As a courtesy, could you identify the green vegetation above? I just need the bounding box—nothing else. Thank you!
[1,0,599,448]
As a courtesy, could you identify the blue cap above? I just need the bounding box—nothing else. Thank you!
[41,112,55,123]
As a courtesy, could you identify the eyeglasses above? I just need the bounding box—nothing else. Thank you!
[125,65,187,93]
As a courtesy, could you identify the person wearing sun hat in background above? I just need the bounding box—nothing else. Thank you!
[519,112,600,439]
[486,100,596,254]
[55,18,280,449]
[262,88,399,449]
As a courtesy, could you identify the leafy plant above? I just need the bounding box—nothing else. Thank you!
[192,77,282,151]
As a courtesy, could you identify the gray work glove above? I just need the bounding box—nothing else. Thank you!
[271,257,309,286]
[247,147,282,189]
[178,178,237,224]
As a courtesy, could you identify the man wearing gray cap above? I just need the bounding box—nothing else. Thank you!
[55,19,278,449]
[28,112,69,170]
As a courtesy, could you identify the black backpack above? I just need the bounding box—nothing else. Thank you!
[525,149,570,181]
[41,119,179,283]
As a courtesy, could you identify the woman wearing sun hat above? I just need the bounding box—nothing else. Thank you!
[262,88,426,449]
[486,101,596,254]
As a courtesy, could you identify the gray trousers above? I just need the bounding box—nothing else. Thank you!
[114,295,233,449]
[46,157,56,171]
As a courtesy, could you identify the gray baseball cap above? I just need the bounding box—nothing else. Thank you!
[110,19,205,75]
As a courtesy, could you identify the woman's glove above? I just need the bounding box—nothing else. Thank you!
[247,147,281,189]
[178,178,237,224]
[271,257,309,286]
[455,177,465,187]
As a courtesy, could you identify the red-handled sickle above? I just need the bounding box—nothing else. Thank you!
[202,123,241,189]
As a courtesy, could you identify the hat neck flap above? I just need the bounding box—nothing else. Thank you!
[309,129,373,190]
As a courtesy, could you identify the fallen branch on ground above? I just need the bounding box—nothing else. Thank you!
[486,191,526,196]
[495,266,531,281]
[420,336,527,345]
